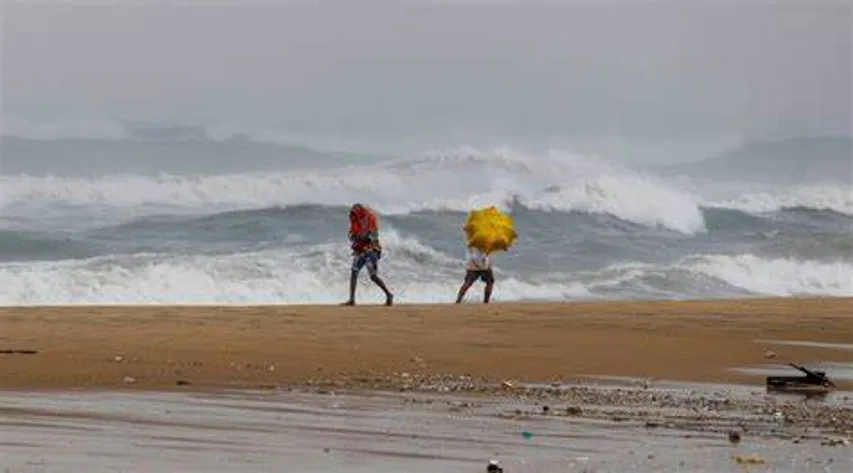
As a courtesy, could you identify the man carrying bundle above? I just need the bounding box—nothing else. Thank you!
[342,203,394,306]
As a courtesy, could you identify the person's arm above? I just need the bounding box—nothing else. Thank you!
[365,213,379,243]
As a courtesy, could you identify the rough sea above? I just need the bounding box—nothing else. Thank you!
[1,126,851,305]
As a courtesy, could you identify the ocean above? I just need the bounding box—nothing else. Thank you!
[1,129,851,305]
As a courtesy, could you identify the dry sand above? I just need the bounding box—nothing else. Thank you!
[1,297,852,391]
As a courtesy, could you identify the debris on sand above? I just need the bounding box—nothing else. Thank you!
[766,363,835,395]
[0,349,38,355]
[292,372,853,439]
[486,459,504,472]
[728,429,742,444]
[821,437,850,447]
[410,355,427,368]
[733,454,765,464]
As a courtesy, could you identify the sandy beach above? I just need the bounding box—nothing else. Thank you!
[2,297,852,391]
[2,297,853,472]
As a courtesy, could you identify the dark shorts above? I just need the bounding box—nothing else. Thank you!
[464,269,494,285]
[352,249,381,277]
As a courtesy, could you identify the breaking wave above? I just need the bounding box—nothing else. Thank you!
[2,145,850,305]
[4,147,850,234]
[1,228,849,305]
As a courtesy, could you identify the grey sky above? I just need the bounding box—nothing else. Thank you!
[2,1,851,145]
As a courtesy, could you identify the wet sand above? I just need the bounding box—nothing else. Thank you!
[1,385,851,473]
[1,297,853,391]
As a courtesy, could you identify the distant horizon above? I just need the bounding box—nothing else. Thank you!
[4,1,850,167]
[2,123,850,180]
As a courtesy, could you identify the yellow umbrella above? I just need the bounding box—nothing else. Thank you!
[463,206,518,254]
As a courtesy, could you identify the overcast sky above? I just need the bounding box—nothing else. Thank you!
[2,1,851,148]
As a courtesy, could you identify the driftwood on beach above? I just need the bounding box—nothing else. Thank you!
[766,363,836,394]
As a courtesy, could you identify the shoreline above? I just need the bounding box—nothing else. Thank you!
[3,387,850,473]
[1,297,852,392]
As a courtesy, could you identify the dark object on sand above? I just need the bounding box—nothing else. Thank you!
[728,429,742,444]
[766,363,835,394]
[0,349,38,355]
[487,460,504,473]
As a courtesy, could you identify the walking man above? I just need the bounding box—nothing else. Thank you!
[342,203,394,306]
[455,246,494,304]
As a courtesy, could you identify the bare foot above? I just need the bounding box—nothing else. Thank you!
[340,300,355,306]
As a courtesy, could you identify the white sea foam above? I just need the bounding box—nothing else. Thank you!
[684,253,853,297]
[1,222,848,305]
[706,184,853,216]
[5,146,847,235]
[0,228,588,305]
[0,147,713,233]
[2,145,849,304]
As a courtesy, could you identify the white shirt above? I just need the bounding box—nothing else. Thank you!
[465,247,492,271]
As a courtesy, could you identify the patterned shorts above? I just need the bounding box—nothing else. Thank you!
[352,249,381,276]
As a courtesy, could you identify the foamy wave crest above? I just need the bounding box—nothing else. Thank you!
[525,173,705,234]
[525,253,853,299]
[685,254,853,297]
[708,185,853,216]
[2,218,848,304]
[0,227,589,305]
[1,147,706,233]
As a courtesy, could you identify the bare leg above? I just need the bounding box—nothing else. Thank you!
[483,281,493,304]
[370,274,394,306]
[342,270,359,305]
[455,282,473,304]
